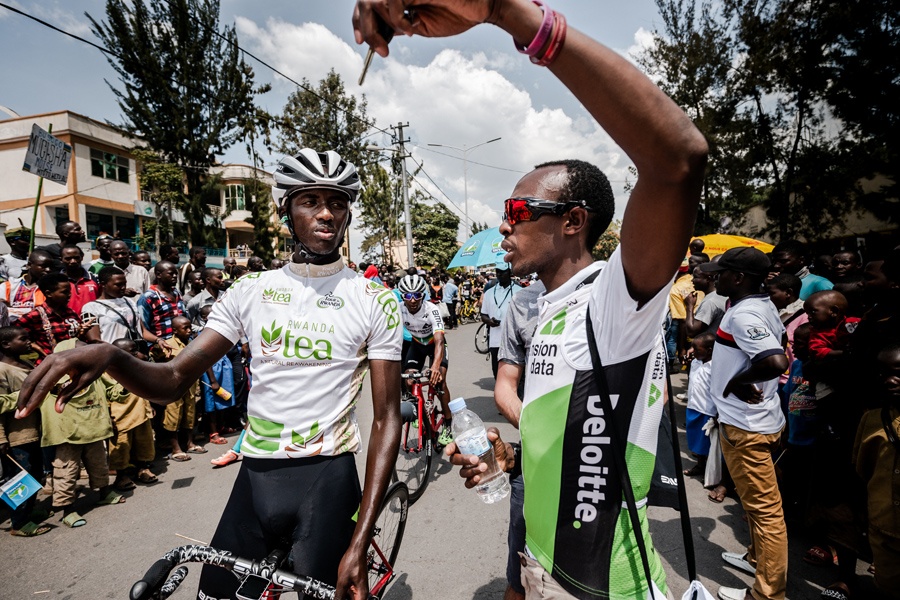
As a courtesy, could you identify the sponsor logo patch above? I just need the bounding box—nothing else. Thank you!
[262,287,292,305]
[746,326,770,340]
[316,292,344,309]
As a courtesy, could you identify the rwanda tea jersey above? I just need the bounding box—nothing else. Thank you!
[520,248,670,600]
[205,259,402,459]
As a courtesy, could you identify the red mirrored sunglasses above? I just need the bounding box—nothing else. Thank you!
[502,197,593,226]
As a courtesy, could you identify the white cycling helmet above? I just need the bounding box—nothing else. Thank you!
[272,148,361,209]
[397,274,427,295]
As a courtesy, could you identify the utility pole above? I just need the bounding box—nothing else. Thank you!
[392,122,414,269]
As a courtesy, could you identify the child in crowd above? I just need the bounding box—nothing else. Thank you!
[683,333,715,477]
[780,324,818,517]
[158,316,204,461]
[805,290,860,361]
[107,339,157,490]
[16,273,97,361]
[198,306,235,445]
[0,326,47,536]
[766,273,808,390]
[853,342,900,599]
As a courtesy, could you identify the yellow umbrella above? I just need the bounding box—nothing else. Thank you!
[691,234,774,258]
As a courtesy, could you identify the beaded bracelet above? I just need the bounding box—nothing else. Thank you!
[515,0,554,57]
[533,10,567,67]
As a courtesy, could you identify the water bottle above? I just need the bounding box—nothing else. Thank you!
[449,397,510,503]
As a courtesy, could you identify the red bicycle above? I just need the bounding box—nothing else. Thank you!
[394,370,446,504]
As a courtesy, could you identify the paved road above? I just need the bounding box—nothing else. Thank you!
[1,322,877,599]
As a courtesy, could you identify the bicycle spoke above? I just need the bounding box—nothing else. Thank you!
[368,483,408,599]
[394,418,432,503]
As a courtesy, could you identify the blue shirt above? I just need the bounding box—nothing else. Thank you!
[443,281,458,303]
[799,272,833,300]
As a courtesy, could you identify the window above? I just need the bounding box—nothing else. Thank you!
[54,206,70,228]
[225,184,246,211]
[90,148,130,183]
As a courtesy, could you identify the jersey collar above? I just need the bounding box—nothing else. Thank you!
[538,261,605,309]
[288,257,345,278]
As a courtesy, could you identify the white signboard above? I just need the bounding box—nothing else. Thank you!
[22,124,72,184]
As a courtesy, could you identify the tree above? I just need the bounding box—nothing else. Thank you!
[277,70,371,176]
[243,178,278,262]
[592,220,621,262]
[470,221,490,235]
[132,149,185,248]
[412,199,460,269]
[358,162,404,265]
[89,0,269,246]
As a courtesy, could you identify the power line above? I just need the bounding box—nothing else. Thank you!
[413,144,528,174]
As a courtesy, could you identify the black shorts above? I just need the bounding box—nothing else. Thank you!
[197,454,361,600]
[402,340,448,371]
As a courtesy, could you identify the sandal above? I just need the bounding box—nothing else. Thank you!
[168,452,191,462]
[683,464,704,477]
[820,582,850,600]
[61,512,86,528]
[98,490,126,505]
[114,477,137,491]
[211,450,240,468]
[10,521,52,537]
[708,485,727,503]
[186,446,208,454]
[804,545,838,567]
[208,434,228,445]
[136,469,158,484]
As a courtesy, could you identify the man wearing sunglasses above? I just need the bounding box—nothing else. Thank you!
[355,1,707,599]
[397,273,454,444]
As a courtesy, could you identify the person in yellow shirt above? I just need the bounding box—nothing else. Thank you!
[666,253,708,371]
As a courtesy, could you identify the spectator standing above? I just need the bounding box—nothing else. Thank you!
[131,250,152,272]
[222,256,236,279]
[137,261,184,358]
[1,250,52,322]
[683,333,716,477]
[17,274,99,361]
[771,239,833,300]
[700,247,789,600]
[158,316,204,461]
[187,267,227,324]
[765,273,807,390]
[363,263,383,285]
[109,240,149,298]
[690,237,706,256]
[269,258,285,270]
[88,234,115,275]
[82,267,151,355]
[246,256,265,272]
[178,247,206,293]
[60,245,99,314]
[480,263,522,379]
[182,270,204,304]
[37,220,86,269]
[684,263,727,337]
[148,243,180,285]
[0,227,32,280]
[443,275,458,329]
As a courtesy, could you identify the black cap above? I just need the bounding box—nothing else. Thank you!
[699,247,771,277]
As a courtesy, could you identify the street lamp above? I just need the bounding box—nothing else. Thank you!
[366,144,414,269]
[427,136,501,231]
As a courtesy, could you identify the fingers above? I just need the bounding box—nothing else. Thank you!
[15,356,60,418]
[53,369,99,413]
[353,0,393,56]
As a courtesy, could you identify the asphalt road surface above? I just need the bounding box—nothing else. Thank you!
[1,322,880,599]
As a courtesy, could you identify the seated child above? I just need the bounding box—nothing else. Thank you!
[0,326,46,536]
[107,339,157,490]
[683,333,715,477]
[853,341,900,598]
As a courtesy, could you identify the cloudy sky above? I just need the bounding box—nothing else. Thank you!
[0,0,664,256]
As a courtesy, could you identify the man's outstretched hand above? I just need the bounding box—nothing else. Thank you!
[15,344,118,418]
[352,0,499,56]
[444,426,513,488]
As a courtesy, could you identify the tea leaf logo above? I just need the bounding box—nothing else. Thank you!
[262,288,275,301]
[260,320,284,356]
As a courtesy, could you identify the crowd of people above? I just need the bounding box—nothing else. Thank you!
[2,2,898,600]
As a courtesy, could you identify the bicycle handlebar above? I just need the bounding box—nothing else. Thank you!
[130,544,336,600]
[400,369,431,381]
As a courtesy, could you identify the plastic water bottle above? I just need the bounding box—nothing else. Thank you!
[449,397,510,503]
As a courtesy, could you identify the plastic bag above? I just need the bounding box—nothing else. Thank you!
[682,580,716,600]
[703,418,722,488]
[437,301,450,320]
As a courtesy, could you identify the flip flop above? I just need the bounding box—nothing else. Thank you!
[186,446,208,454]
[208,434,228,445]
[114,478,137,491]
[168,452,191,462]
[136,470,158,484]
[98,490,126,505]
[10,521,52,537]
[820,583,850,600]
[61,512,86,528]
[708,485,727,503]
[804,545,838,567]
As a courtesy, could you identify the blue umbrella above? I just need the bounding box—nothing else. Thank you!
[447,227,507,269]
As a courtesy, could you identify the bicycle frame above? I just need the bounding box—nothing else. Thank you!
[401,376,444,453]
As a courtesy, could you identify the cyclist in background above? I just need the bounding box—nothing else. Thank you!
[16,148,402,600]
[397,273,453,444]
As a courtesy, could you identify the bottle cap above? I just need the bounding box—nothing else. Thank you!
[448,397,467,413]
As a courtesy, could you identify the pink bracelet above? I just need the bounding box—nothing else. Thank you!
[515,0,554,57]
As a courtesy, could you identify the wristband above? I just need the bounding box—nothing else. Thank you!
[515,0,554,57]
[533,10,567,67]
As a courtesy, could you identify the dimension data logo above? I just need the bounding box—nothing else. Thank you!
[316,292,344,310]
[539,308,567,335]
[262,287,292,305]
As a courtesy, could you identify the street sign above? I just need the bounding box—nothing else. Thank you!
[22,123,71,184]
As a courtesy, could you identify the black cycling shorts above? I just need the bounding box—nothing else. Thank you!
[402,340,448,372]
[197,454,361,600]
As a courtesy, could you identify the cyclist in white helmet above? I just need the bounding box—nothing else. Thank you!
[16,148,402,600]
[397,273,454,444]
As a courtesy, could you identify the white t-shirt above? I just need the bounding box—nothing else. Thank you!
[480,282,522,348]
[709,294,786,434]
[204,260,402,459]
[400,300,444,345]
[82,298,144,344]
[686,359,715,416]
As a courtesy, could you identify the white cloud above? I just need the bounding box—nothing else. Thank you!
[5,1,93,36]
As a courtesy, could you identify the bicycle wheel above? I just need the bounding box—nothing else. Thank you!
[474,322,489,354]
[367,481,408,599]
[394,417,433,504]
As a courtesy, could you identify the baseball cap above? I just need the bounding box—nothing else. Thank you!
[495,261,510,271]
[699,247,771,277]
[5,226,31,240]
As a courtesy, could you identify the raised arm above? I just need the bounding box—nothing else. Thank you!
[15,328,233,417]
[353,0,707,303]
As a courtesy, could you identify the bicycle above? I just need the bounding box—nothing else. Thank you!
[457,297,478,324]
[393,370,446,504]
[474,322,489,355]
[128,481,408,600]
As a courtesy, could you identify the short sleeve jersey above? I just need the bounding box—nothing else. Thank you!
[694,291,728,334]
[686,359,715,416]
[709,294,786,434]
[520,248,670,600]
[400,301,444,345]
[203,260,402,459]
[480,283,523,348]
[498,280,546,365]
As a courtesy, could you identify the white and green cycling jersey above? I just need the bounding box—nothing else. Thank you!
[204,259,402,459]
[520,248,670,600]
